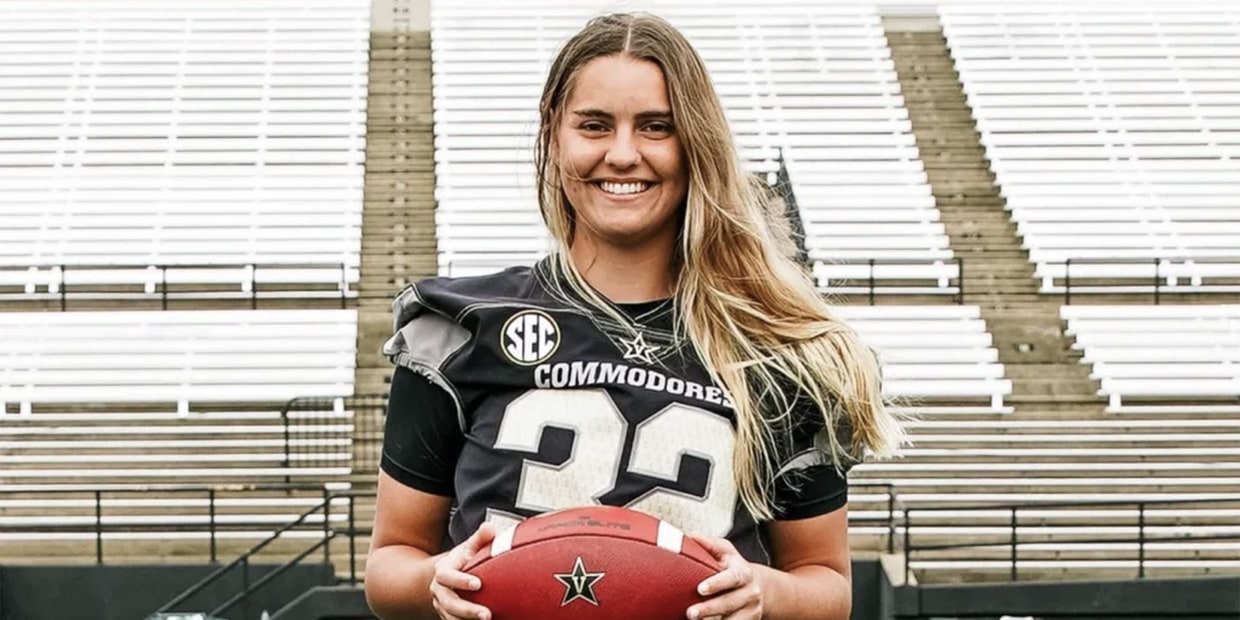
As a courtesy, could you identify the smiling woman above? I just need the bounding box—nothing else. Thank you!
[557,55,688,254]
[367,12,905,620]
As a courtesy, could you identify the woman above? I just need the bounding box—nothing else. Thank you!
[366,12,904,620]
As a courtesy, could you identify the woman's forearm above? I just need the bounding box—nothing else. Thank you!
[754,563,852,620]
[365,544,445,620]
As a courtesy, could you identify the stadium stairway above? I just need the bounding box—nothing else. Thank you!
[863,16,1240,583]
[355,0,440,397]
[882,18,1102,411]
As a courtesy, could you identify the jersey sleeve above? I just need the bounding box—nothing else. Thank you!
[381,366,464,497]
[379,285,474,497]
[770,399,857,521]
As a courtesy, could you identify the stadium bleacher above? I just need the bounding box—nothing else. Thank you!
[940,3,1240,296]
[0,0,371,300]
[834,305,1011,411]
[1062,304,1240,411]
[0,309,357,415]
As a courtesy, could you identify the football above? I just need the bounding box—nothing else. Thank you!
[461,506,720,620]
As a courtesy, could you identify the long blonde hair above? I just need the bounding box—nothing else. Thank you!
[535,13,905,520]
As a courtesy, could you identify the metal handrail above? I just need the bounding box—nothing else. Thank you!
[153,488,366,615]
[0,261,356,310]
[900,494,1240,512]
[278,392,388,484]
[210,492,370,618]
[0,483,343,564]
[1056,256,1240,305]
[851,481,907,554]
[901,495,1240,582]
[815,258,966,305]
[159,483,908,616]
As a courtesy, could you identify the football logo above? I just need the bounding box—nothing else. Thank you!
[553,556,605,606]
[501,310,560,366]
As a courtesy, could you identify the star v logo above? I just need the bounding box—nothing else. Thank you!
[554,556,605,606]
[619,332,660,365]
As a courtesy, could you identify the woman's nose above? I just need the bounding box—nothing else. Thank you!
[604,133,641,168]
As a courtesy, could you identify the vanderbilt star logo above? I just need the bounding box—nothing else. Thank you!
[553,556,605,606]
[619,331,661,365]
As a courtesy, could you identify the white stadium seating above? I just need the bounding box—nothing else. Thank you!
[430,0,956,295]
[0,0,370,297]
[834,305,1011,411]
[0,310,357,414]
[940,4,1240,296]
[1061,304,1240,411]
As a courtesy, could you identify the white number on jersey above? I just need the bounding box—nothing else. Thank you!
[492,388,737,537]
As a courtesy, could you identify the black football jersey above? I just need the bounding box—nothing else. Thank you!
[381,258,848,564]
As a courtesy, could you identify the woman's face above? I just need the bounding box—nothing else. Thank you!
[557,55,689,251]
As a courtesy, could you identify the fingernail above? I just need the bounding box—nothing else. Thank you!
[697,582,709,596]
[478,612,489,620]
[687,608,699,620]
[470,578,481,590]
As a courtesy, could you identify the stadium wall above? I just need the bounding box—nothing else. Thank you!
[894,575,1240,619]
[0,563,332,620]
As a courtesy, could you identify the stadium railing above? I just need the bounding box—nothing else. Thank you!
[0,262,358,310]
[280,393,387,483]
[0,482,348,565]
[152,487,369,619]
[814,258,964,303]
[1046,257,1240,303]
[901,495,1240,583]
[152,482,905,617]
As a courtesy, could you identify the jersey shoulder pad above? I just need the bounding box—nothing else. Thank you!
[382,265,541,372]
[410,265,542,320]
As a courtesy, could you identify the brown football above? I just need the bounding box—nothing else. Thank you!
[461,506,719,620]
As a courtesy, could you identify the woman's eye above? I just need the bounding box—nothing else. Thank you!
[580,121,608,132]
[644,122,674,136]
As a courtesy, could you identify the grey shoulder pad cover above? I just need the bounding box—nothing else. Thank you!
[381,286,470,430]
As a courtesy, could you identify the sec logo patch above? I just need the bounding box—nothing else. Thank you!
[501,310,560,365]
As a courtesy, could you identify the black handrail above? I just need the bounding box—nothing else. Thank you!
[901,494,1240,512]
[2,261,356,310]
[279,393,388,482]
[1057,256,1240,304]
[153,490,360,615]
[815,258,965,304]
[0,483,339,564]
[851,481,906,555]
[956,256,965,304]
[0,483,335,495]
[215,491,373,617]
[901,495,1240,582]
[178,484,907,617]
[212,528,335,618]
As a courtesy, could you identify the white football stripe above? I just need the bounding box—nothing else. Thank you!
[491,522,517,556]
[656,520,684,554]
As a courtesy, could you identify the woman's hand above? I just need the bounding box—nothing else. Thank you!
[686,536,765,620]
[429,522,497,620]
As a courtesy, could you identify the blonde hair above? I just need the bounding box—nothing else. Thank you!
[534,13,905,520]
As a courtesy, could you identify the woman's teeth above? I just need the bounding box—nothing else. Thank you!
[599,181,650,195]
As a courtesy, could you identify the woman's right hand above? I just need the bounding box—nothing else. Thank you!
[429,522,497,620]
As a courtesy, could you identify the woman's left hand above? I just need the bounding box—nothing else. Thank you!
[686,536,765,620]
